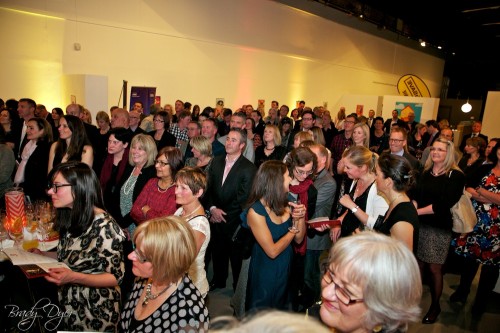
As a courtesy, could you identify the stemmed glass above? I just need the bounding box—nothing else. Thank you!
[37,202,54,250]
[8,216,24,248]
[0,210,8,251]
[288,199,301,233]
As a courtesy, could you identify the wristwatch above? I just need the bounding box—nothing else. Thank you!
[351,205,359,213]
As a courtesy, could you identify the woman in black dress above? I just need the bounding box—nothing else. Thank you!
[14,118,53,202]
[148,111,176,150]
[374,153,418,251]
[255,124,286,168]
[412,138,465,324]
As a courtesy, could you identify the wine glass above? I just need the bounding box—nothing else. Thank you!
[0,211,8,251]
[8,216,24,248]
[288,199,301,233]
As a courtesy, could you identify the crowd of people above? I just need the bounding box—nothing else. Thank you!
[0,96,498,332]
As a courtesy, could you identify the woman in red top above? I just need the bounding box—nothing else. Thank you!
[130,147,184,223]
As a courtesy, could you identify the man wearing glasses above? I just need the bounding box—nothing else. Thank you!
[128,110,145,137]
[330,113,357,173]
[388,127,421,172]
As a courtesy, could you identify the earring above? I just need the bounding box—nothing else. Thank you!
[373,324,383,332]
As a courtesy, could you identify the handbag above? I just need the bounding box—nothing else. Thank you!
[450,189,477,233]
[232,224,255,260]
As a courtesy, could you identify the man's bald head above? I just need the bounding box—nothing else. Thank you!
[111,108,130,128]
[66,104,84,118]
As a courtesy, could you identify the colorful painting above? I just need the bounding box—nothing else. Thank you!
[356,105,364,116]
[395,102,422,122]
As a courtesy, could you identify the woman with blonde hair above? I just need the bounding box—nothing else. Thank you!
[334,107,346,130]
[121,216,209,332]
[96,110,111,135]
[335,146,388,239]
[185,135,213,173]
[255,124,286,168]
[412,138,465,323]
[352,122,370,148]
[320,232,422,332]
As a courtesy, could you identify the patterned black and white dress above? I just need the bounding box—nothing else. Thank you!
[121,275,209,333]
[57,212,125,332]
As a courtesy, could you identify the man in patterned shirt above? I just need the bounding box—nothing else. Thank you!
[169,110,191,149]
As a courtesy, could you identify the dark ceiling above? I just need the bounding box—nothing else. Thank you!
[309,0,500,100]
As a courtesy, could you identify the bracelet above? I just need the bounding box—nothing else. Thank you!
[288,228,300,234]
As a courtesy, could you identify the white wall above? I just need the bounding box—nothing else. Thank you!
[481,91,500,140]
[0,0,445,117]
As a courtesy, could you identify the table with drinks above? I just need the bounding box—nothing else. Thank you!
[0,187,60,333]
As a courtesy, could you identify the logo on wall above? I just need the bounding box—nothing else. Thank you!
[395,102,422,123]
[397,74,431,98]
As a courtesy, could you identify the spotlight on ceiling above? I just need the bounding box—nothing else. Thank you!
[419,39,426,47]
[437,45,442,49]
[461,99,472,113]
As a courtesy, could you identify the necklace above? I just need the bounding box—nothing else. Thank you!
[265,146,275,151]
[157,180,173,193]
[142,279,174,307]
[389,194,404,207]
[182,204,203,220]
[430,168,446,176]
[122,169,139,195]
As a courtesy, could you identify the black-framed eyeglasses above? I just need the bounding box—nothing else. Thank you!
[47,183,72,193]
[322,268,364,305]
[294,167,313,176]
[155,160,169,167]
[134,248,149,263]
[389,138,404,143]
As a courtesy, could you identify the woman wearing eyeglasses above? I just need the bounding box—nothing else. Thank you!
[412,138,465,324]
[40,162,126,332]
[121,216,209,333]
[285,147,318,311]
[320,232,421,333]
[130,147,184,224]
[148,110,176,151]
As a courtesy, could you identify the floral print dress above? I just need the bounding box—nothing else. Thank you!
[57,212,126,332]
[453,171,499,266]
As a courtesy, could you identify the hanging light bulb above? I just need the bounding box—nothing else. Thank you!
[461,99,472,113]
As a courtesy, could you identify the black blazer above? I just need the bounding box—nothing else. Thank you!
[459,133,488,152]
[148,130,176,151]
[383,118,408,133]
[206,154,257,237]
[83,122,100,149]
[19,140,51,202]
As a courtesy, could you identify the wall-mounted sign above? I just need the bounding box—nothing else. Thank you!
[397,74,431,98]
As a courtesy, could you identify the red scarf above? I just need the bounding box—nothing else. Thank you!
[289,178,313,221]
[100,148,130,193]
[289,178,313,255]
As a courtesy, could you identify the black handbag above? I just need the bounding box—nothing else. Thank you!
[232,224,255,259]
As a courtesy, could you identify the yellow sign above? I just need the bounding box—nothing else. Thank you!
[397,74,431,97]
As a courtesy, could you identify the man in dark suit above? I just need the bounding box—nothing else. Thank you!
[406,111,420,136]
[388,127,421,172]
[15,98,36,161]
[35,104,57,136]
[206,128,257,291]
[422,120,440,148]
[384,109,407,133]
[459,120,488,152]
[65,103,99,149]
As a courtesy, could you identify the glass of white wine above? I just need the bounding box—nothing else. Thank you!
[288,199,301,233]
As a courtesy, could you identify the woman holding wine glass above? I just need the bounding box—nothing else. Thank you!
[242,160,306,310]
